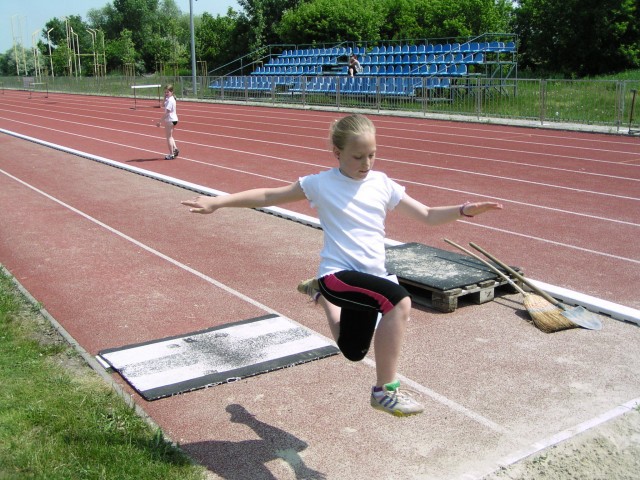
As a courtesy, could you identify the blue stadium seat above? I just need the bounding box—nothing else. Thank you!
[415,64,429,76]
[503,41,516,52]
[451,64,467,76]
[417,44,426,54]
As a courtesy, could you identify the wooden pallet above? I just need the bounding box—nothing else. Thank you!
[385,243,523,313]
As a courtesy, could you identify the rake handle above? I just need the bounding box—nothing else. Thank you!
[443,239,526,295]
[469,242,561,307]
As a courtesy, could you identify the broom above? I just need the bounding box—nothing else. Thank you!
[444,239,578,333]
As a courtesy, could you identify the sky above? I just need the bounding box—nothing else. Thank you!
[2,0,241,54]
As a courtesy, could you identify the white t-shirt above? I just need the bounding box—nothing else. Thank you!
[164,95,178,122]
[299,168,405,278]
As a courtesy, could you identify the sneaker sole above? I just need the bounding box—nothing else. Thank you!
[371,404,423,417]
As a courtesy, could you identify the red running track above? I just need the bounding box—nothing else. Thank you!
[1,90,639,309]
[2,90,640,479]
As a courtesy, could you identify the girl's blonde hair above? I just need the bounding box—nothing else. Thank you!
[330,114,375,150]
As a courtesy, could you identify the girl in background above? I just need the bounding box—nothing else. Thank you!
[156,84,179,159]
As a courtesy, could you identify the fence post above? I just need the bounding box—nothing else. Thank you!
[629,88,638,134]
[475,76,482,119]
[615,80,623,132]
[539,80,546,124]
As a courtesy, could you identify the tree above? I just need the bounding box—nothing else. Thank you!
[515,0,640,76]
[275,0,386,45]
[238,0,304,49]
[197,10,246,75]
[275,0,514,46]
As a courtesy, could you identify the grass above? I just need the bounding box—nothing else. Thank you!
[0,267,207,480]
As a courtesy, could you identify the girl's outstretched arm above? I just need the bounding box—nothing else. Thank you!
[396,193,502,226]
[181,181,306,214]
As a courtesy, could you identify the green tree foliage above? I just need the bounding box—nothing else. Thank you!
[238,0,304,48]
[380,0,513,41]
[197,11,246,75]
[88,0,185,72]
[276,0,386,45]
[515,0,640,76]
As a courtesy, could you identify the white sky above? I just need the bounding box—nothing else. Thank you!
[2,0,241,53]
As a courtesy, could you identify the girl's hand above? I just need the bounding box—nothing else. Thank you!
[181,196,218,214]
[461,201,503,217]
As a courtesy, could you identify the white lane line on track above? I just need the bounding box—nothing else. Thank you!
[0,164,507,434]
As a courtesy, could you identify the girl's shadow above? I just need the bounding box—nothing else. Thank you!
[182,404,326,480]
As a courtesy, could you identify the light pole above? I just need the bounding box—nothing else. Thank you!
[189,0,197,96]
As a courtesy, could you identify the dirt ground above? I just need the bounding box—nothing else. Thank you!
[485,408,640,480]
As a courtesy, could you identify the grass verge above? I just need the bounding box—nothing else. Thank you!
[0,267,207,480]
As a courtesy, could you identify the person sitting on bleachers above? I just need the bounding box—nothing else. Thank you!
[348,54,362,77]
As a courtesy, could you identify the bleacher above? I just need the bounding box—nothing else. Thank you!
[210,38,516,97]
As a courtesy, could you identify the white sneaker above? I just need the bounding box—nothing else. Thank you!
[370,381,424,417]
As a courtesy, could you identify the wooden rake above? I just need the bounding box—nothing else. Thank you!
[444,239,598,333]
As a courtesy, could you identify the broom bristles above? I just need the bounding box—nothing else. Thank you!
[523,294,578,333]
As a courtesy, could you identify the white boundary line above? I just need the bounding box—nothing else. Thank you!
[3,127,638,326]
[463,397,640,479]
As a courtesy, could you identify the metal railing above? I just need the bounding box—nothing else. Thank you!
[1,75,638,134]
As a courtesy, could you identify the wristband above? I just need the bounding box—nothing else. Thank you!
[459,201,474,218]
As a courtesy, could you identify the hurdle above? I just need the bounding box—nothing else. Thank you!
[29,82,49,99]
[130,84,162,109]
